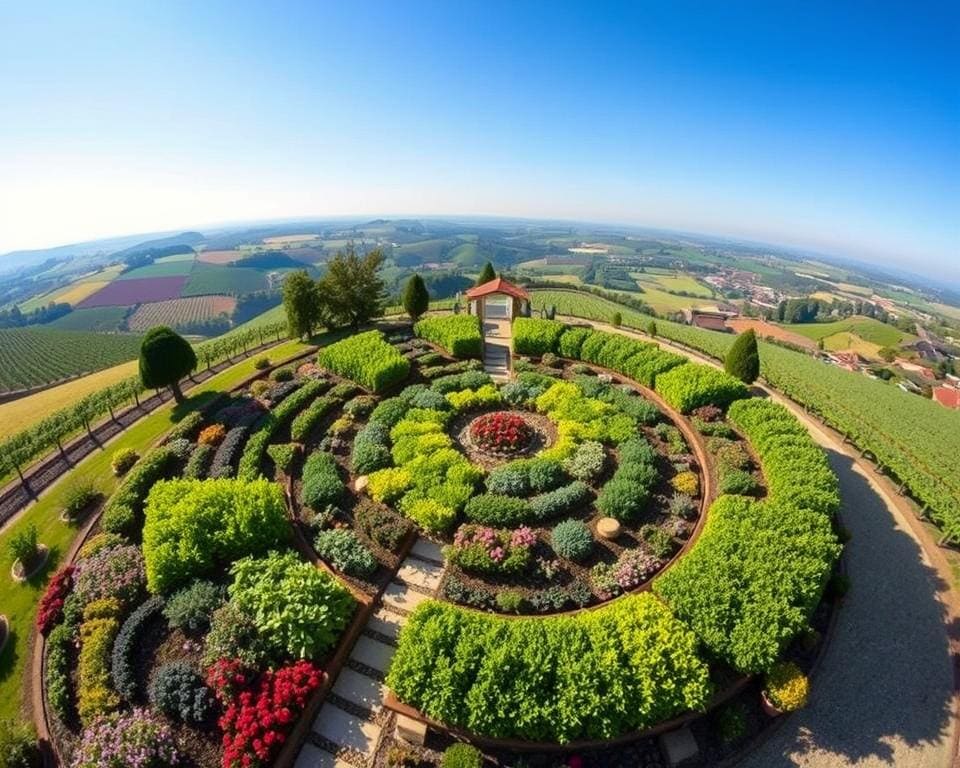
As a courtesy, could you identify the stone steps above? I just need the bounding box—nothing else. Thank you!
[295,538,445,767]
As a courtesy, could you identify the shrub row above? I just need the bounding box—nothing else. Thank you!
[513,317,567,356]
[318,330,411,392]
[100,445,178,537]
[142,478,289,593]
[654,363,748,414]
[464,481,592,526]
[237,379,327,480]
[111,595,165,699]
[78,599,122,725]
[415,315,483,358]
[209,425,248,479]
[290,394,338,442]
[386,595,711,742]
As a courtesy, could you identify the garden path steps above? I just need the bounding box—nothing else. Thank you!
[295,536,445,768]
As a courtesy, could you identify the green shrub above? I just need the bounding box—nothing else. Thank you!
[271,366,295,382]
[290,394,338,442]
[463,494,530,527]
[386,595,710,742]
[355,502,412,551]
[369,396,410,427]
[551,519,593,561]
[654,363,748,413]
[596,478,648,521]
[184,443,214,479]
[142,477,289,594]
[715,702,747,744]
[431,370,491,394]
[101,446,178,537]
[267,442,298,474]
[351,422,392,474]
[403,497,458,533]
[719,469,760,496]
[63,480,98,519]
[641,525,676,559]
[0,719,36,768]
[314,528,377,577]
[441,744,482,768]
[253,356,270,370]
[229,552,355,658]
[301,451,344,510]
[148,661,215,724]
[495,590,525,613]
[318,330,411,392]
[654,495,840,673]
[164,580,226,634]
[415,315,483,358]
[558,326,591,358]
[111,597,166,700]
[8,523,38,566]
[202,603,273,669]
[445,384,501,412]
[46,623,72,721]
[77,604,121,724]
[512,317,566,356]
[110,447,139,476]
[527,481,592,521]
[344,394,377,418]
[562,441,605,482]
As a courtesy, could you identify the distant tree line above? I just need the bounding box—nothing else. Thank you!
[0,302,72,329]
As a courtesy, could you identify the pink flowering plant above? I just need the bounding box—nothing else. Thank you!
[74,544,145,607]
[444,524,536,575]
[590,550,661,597]
[71,708,183,768]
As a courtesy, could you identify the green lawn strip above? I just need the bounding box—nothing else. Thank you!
[0,338,310,718]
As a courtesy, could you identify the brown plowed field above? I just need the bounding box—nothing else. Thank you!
[725,318,818,350]
[127,295,237,330]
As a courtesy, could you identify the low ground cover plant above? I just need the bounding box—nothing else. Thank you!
[314,528,378,577]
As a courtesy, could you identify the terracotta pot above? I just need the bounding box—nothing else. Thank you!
[760,690,784,718]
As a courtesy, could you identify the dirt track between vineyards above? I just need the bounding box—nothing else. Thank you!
[559,317,960,768]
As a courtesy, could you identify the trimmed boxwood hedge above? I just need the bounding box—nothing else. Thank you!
[318,330,411,392]
[415,315,483,359]
[101,446,179,537]
[653,363,748,413]
[512,317,567,356]
[386,595,711,742]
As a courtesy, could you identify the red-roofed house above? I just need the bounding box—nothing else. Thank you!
[933,386,960,410]
[464,277,530,321]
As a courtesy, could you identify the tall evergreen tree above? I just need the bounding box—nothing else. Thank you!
[282,270,321,340]
[476,261,496,285]
[402,274,430,321]
[725,329,760,384]
[139,326,197,403]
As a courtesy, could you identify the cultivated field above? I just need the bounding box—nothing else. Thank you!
[17,279,111,312]
[785,316,917,347]
[48,306,131,332]
[78,275,188,307]
[127,295,237,331]
[115,259,196,280]
[262,233,320,246]
[0,327,142,392]
[0,358,139,433]
[726,318,818,350]
[197,248,244,264]
[182,263,269,296]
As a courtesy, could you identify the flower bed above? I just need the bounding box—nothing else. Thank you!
[468,411,534,455]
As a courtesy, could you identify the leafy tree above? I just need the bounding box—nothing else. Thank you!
[319,246,385,328]
[725,329,760,384]
[611,311,622,328]
[878,346,897,363]
[402,274,429,321]
[139,326,197,403]
[476,261,496,286]
[647,320,658,337]
[283,270,322,340]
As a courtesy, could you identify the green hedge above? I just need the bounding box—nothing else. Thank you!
[653,363,748,413]
[653,494,840,673]
[386,595,711,742]
[101,446,179,537]
[142,478,290,594]
[415,315,482,359]
[727,399,840,517]
[318,330,411,392]
[512,317,567,356]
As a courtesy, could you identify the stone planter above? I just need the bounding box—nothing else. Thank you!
[596,517,622,541]
[11,544,50,583]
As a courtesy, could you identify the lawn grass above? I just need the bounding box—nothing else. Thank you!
[0,338,311,717]
[632,271,714,297]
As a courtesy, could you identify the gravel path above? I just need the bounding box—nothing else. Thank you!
[736,410,956,768]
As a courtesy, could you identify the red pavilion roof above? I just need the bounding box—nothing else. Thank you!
[465,277,530,301]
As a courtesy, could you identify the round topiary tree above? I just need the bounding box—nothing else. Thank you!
[475,261,496,286]
[139,326,197,403]
[403,274,430,321]
[724,328,760,384]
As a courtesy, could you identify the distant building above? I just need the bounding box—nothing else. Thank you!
[465,277,530,321]
[932,385,960,410]
[684,309,733,333]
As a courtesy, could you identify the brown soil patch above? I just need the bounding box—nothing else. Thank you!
[197,249,243,264]
[726,318,818,350]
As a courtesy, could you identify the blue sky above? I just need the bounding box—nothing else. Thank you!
[0,1,957,278]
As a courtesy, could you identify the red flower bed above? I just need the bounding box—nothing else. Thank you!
[469,411,533,454]
[36,565,75,636]
[210,659,324,768]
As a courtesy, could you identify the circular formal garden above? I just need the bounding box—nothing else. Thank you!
[34,317,846,767]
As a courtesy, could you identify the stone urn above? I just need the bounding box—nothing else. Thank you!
[596,517,621,541]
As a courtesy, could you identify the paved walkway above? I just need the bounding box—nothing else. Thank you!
[482,318,511,379]
[295,538,445,768]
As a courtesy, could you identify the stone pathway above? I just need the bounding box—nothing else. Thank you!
[295,538,445,768]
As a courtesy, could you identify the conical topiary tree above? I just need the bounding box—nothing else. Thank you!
[476,262,496,286]
[139,326,197,404]
[725,328,760,384]
[402,274,430,321]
